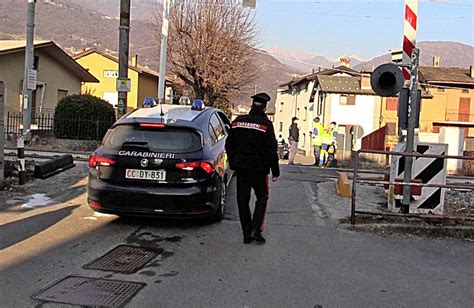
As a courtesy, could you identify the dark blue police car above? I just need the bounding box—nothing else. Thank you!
[87,103,232,221]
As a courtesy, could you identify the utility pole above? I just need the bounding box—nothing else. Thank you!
[117,0,131,118]
[157,0,171,107]
[19,0,36,185]
[400,48,420,213]
[0,82,4,183]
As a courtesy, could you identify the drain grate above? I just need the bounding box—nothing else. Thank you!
[32,276,145,306]
[84,245,161,274]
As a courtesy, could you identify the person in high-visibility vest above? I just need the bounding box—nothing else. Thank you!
[311,116,324,166]
[320,121,338,167]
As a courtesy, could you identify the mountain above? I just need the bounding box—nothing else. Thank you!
[355,41,474,71]
[266,46,367,73]
[0,0,297,110]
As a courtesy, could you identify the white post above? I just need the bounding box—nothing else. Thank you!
[158,0,171,107]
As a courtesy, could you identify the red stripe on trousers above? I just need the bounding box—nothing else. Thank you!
[405,5,417,30]
[260,176,269,232]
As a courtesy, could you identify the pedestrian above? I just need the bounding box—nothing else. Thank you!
[311,116,324,166]
[225,92,280,245]
[288,117,299,165]
[320,121,338,167]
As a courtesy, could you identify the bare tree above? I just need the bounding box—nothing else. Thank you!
[155,0,258,106]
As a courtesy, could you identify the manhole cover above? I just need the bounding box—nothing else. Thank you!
[84,245,161,274]
[32,276,145,306]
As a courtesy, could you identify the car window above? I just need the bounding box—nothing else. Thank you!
[216,112,229,136]
[210,113,225,142]
[104,125,202,153]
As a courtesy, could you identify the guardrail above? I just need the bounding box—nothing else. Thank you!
[350,149,474,224]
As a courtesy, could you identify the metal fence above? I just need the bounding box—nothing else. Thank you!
[351,149,474,224]
[5,112,114,141]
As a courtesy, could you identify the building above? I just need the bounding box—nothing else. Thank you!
[275,65,381,156]
[74,49,172,112]
[380,66,474,146]
[0,40,98,120]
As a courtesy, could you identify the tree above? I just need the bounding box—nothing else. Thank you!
[157,0,258,107]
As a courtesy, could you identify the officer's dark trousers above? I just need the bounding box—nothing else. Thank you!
[236,172,269,235]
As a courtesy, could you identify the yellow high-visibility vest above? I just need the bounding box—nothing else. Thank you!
[312,122,324,146]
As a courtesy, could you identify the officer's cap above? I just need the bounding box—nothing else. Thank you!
[251,92,271,107]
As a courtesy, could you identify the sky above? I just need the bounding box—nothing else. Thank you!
[253,0,474,58]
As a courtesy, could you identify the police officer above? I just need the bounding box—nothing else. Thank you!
[225,93,280,244]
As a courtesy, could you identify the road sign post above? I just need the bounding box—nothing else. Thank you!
[118,0,131,118]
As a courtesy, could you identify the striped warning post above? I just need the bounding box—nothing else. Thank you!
[388,143,448,215]
[402,0,418,80]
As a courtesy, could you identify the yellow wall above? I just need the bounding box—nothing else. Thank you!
[0,49,82,118]
[76,52,141,110]
[138,73,158,107]
[381,87,474,137]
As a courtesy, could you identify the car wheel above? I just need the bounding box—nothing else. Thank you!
[211,179,226,222]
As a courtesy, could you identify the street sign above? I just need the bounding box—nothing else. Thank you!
[116,78,131,92]
[243,0,256,8]
[27,69,37,90]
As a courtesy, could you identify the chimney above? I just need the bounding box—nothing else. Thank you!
[433,56,440,67]
[131,55,138,67]
[339,57,351,68]
[360,73,371,90]
[471,65,474,79]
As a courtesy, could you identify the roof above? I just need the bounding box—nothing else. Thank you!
[317,75,376,95]
[0,40,98,82]
[279,65,361,88]
[419,67,474,86]
[74,48,170,82]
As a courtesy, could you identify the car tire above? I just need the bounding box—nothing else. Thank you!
[210,179,226,222]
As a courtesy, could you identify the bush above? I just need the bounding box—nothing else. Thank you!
[54,94,116,140]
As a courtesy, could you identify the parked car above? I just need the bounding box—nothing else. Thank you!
[87,104,232,221]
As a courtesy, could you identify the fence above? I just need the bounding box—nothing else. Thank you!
[350,149,474,224]
[361,125,387,150]
[5,112,114,141]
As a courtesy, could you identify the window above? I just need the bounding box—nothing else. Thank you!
[437,88,445,93]
[57,89,68,101]
[462,89,469,94]
[279,102,284,112]
[340,95,356,105]
[347,95,356,105]
[33,56,39,70]
[304,107,307,121]
[104,125,202,153]
[209,113,226,143]
[339,95,347,105]
[279,122,283,132]
[386,122,397,135]
[297,107,300,118]
[303,133,306,144]
[386,97,398,111]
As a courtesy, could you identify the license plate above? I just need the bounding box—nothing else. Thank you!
[125,169,166,181]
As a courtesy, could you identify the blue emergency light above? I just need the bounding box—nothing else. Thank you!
[142,97,156,108]
[191,99,205,111]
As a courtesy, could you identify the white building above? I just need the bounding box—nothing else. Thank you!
[275,65,383,156]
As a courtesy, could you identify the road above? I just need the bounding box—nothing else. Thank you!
[1,164,473,307]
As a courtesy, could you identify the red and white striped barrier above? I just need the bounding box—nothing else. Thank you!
[402,0,419,80]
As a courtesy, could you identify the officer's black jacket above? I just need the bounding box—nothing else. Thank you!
[225,109,280,177]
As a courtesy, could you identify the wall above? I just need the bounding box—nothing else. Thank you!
[274,80,316,155]
[76,52,140,109]
[381,87,474,137]
[137,73,159,107]
[0,49,82,119]
[327,94,379,150]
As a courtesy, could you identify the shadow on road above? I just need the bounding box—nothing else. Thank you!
[0,204,80,250]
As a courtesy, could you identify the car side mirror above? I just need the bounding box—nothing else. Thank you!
[225,124,231,133]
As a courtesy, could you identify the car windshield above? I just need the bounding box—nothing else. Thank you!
[104,125,202,153]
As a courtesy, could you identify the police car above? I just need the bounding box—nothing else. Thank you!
[87,101,232,221]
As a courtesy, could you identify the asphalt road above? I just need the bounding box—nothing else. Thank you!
[0,164,473,307]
